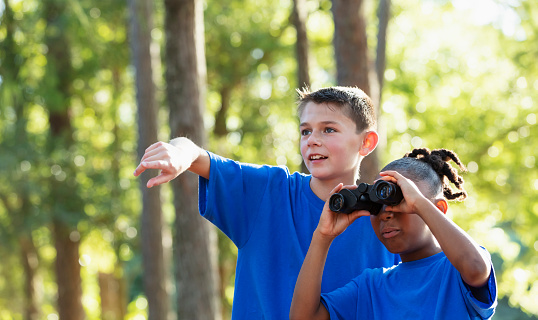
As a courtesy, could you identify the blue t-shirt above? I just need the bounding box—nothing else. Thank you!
[321,250,497,320]
[198,152,399,319]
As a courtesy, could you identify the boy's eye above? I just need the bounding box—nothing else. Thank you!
[324,127,336,133]
[301,129,311,136]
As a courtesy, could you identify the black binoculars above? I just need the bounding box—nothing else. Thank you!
[328,180,403,215]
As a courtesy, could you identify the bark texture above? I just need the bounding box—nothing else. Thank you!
[164,0,221,319]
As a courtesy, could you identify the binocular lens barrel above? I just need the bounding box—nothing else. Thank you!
[328,181,403,215]
[377,183,393,200]
[329,194,345,211]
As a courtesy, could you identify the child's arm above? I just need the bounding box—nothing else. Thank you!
[133,137,210,187]
[381,171,491,288]
[289,230,332,320]
[414,198,491,287]
[290,184,368,320]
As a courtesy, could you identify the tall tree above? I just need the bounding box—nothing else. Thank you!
[292,0,311,90]
[331,0,370,91]
[164,0,221,319]
[128,0,169,319]
[373,0,392,164]
[331,0,378,184]
[42,1,85,318]
[292,0,312,174]
[0,1,41,318]
[375,0,391,105]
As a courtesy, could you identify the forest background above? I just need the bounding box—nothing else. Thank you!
[0,0,537,319]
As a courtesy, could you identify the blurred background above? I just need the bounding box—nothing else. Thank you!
[0,0,536,319]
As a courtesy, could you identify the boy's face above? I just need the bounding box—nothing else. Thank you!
[299,102,364,184]
[370,179,439,262]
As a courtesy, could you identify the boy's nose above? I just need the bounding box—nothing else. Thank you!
[307,131,322,146]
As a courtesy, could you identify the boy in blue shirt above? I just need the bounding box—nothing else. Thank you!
[133,87,399,319]
[290,148,497,320]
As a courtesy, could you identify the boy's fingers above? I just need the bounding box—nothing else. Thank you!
[144,141,164,153]
[147,173,173,188]
[139,145,156,162]
[141,141,171,162]
[133,160,167,176]
[133,163,147,176]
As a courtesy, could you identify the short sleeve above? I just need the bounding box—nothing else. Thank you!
[460,248,498,319]
[321,276,362,320]
[198,152,282,248]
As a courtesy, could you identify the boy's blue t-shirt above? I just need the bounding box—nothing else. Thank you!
[321,250,497,320]
[198,152,399,319]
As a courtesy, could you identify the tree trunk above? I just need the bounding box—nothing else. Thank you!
[43,1,85,318]
[128,0,169,319]
[376,0,391,105]
[331,0,370,91]
[331,0,378,183]
[374,0,392,160]
[3,2,41,318]
[292,0,312,174]
[214,86,231,137]
[164,0,221,319]
[107,68,130,320]
[53,222,84,320]
[292,0,311,90]
[20,234,40,320]
[99,272,127,320]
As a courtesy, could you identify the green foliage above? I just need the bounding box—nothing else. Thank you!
[0,0,141,318]
[0,0,536,318]
[381,0,538,317]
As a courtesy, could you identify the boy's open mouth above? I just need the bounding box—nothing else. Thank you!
[309,154,328,161]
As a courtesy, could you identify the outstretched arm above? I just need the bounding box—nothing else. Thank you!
[381,171,491,288]
[133,137,210,187]
[290,184,368,320]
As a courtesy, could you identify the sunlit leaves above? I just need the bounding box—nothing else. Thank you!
[0,0,537,317]
[381,0,538,315]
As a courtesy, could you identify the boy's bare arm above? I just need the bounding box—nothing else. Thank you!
[133,137,210,187]
[290,230,331,320]
[414,198,491,288]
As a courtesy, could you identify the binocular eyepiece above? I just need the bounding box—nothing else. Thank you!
[328,180,403,215]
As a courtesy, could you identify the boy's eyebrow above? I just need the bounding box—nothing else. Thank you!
[299,120,340,127]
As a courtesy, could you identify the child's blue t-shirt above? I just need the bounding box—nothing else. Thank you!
[198,152,399,319]
[321,250,497,320]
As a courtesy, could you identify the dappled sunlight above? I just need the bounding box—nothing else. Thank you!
[0,0,536,318]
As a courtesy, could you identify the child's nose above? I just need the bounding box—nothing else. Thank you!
[378,208,394,220]
[307,131,322,146]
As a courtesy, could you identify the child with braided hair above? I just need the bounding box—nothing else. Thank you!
[290,148,497,320]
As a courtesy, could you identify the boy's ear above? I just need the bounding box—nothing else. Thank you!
[359,131,378,156]
[435,199,448,214]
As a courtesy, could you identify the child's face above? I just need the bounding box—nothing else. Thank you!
[299,102,364,183]
[370,179,439,262]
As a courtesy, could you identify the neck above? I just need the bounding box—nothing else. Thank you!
[399,243,442,263]
[310,175,358,202]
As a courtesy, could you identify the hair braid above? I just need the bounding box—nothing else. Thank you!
[404,148,467,201]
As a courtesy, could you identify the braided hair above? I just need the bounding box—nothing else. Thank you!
[381,148,467,201]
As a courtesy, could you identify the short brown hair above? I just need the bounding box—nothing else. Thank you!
[297,86,376,133]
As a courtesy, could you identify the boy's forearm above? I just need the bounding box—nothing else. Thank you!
[290,231,332,320]
[416,199,491,287]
